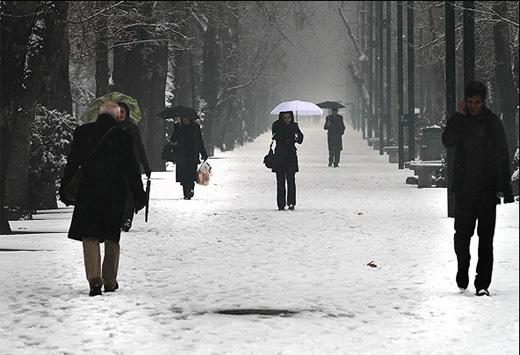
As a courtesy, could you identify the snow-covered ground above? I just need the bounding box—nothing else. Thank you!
[1,120,518,355]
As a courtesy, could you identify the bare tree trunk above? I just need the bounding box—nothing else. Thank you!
[112,47,129,94]
[112,2,158,173]
[201,19,219,156]
[173,49,192,108]
[95,2,110,97]
[493,1,519,167]
[147,40,168,172]
[54,2,72,115]
[0,1,40,233]
[219,3,240,151]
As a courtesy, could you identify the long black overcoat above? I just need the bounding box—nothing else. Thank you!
[324,114,345,151]
[271,119,304,174]
[60,114,147,243]
[170,121,208,183]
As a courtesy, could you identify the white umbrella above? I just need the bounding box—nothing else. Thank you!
[270,100,324,117]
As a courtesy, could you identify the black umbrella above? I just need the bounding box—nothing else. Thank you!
[316,101,346,109]
[145,177,151,223]
[157,105,200,121]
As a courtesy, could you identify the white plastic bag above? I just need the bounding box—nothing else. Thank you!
[196,161,212,186]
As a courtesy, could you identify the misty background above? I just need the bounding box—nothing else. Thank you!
[1,1,518,234]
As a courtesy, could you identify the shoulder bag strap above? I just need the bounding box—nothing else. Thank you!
[82,126,116,167]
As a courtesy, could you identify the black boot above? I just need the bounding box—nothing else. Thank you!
[89,284,102,297]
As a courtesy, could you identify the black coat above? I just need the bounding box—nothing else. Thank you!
[442,105,513,202]
[324,114,345,150]
[271,119,304,173]
[59,114,147,243]
[170,121,208,183]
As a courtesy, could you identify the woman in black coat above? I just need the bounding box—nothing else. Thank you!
[272,111,304,210]
[117,102,152,232]
[170,117,208,199]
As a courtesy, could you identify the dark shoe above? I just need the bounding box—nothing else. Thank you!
[476,289,490,297]
[89,285,102,297]
[278,206,285,211]
[456,271,469,290]
[333,164,339,168]
[104,282,119,293]
[288,204,295,210]
[328,163,332,167]
[121,219,132,232]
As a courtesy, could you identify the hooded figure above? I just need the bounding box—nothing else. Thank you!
[117,101,151,232]
[271,111,304,210]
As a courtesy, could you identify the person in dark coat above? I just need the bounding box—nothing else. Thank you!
[60,102,147,296]
[117,102,152,232]
[170,117,208,199]
[324,108,345,167]
[272,111,304,210]
[441,80,514,297]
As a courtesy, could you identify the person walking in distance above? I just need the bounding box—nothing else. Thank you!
[442,80,514,297]
[271,111,304,210]
[60,102,147,296]
[169,116,208,200]
[324,108,345,167]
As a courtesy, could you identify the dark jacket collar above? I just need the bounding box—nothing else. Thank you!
[97,114,117,127]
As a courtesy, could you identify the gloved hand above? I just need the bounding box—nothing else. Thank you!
[504,193,514,204]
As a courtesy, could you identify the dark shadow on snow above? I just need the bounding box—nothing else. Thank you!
[214,308,299,317]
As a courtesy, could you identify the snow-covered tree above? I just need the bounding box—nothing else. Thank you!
[29,104,78,210]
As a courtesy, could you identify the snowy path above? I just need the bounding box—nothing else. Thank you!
[1,121,518,355]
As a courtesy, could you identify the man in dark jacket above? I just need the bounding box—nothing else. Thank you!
[117,102,152,232]
[60,102,147,296]
[442,81,514,297]
[272,111,304,210]
[324,108,345,167]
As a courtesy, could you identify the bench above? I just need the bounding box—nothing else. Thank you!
[367,137,387,151]
[408,160,443,188]
[383,146,409,163]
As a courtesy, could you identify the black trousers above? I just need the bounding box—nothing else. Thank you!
[328,148,341,166]
[181,180,195,198]
[453,193,497,291]
[276,171,296,209]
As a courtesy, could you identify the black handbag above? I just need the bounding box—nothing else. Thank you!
[263,140,277,169]
[161,141,178,162]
